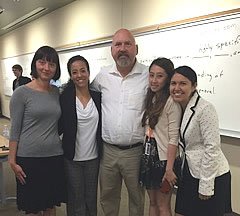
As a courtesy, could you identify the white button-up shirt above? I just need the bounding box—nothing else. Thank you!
[91,61,148,145]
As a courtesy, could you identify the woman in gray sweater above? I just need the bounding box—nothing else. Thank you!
[8,46,66,216]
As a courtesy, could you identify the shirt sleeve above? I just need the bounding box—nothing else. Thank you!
[167,98,182,146]
[198,103,221,196]
[9,88,26,142]
[90,70,102,92]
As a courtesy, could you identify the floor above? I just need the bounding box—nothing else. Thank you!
[0,117,238,216]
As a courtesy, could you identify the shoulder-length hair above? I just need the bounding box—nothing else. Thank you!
[31,46,61,81]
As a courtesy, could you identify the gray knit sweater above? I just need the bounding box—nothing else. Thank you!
[10,85,63,157]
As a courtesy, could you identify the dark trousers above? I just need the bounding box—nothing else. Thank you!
[64,158,99,216]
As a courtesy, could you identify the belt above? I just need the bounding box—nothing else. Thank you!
[106,142,143,150]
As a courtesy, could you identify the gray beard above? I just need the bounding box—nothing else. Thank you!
[116,56,131,67]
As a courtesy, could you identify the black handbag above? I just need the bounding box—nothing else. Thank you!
[174,140,186,185]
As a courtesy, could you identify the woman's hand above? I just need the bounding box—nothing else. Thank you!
[163,169,177,187]
[10,163,26,185]
[199,193,212,200]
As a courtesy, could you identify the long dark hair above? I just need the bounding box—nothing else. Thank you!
[142,57,174,129]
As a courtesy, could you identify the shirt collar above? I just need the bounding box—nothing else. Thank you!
[185,91,201,111]
[108,60,143,77]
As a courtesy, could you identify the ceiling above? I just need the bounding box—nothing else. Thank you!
[0,0,76,37]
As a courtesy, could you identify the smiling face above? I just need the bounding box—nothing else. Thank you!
[70,60,89,89]
[35,59,57,82]
[170,73,197,109]
[149,64,168,93]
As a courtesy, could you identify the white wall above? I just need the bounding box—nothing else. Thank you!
[0,0,240,213]
[122,0,240,29]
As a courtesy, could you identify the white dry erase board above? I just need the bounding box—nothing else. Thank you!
[1,9,240,138]
[1,53,34,96]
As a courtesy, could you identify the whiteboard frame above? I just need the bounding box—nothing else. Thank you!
[1,8,240,138]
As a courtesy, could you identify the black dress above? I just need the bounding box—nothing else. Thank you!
[139,137,167,189]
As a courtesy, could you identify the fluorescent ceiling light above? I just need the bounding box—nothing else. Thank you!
[2,7,47,30]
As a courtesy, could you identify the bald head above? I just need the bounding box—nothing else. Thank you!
[111,29,138,75]
[112,29,136,43]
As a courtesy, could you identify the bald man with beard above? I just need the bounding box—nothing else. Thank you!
[91,29,148,216]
